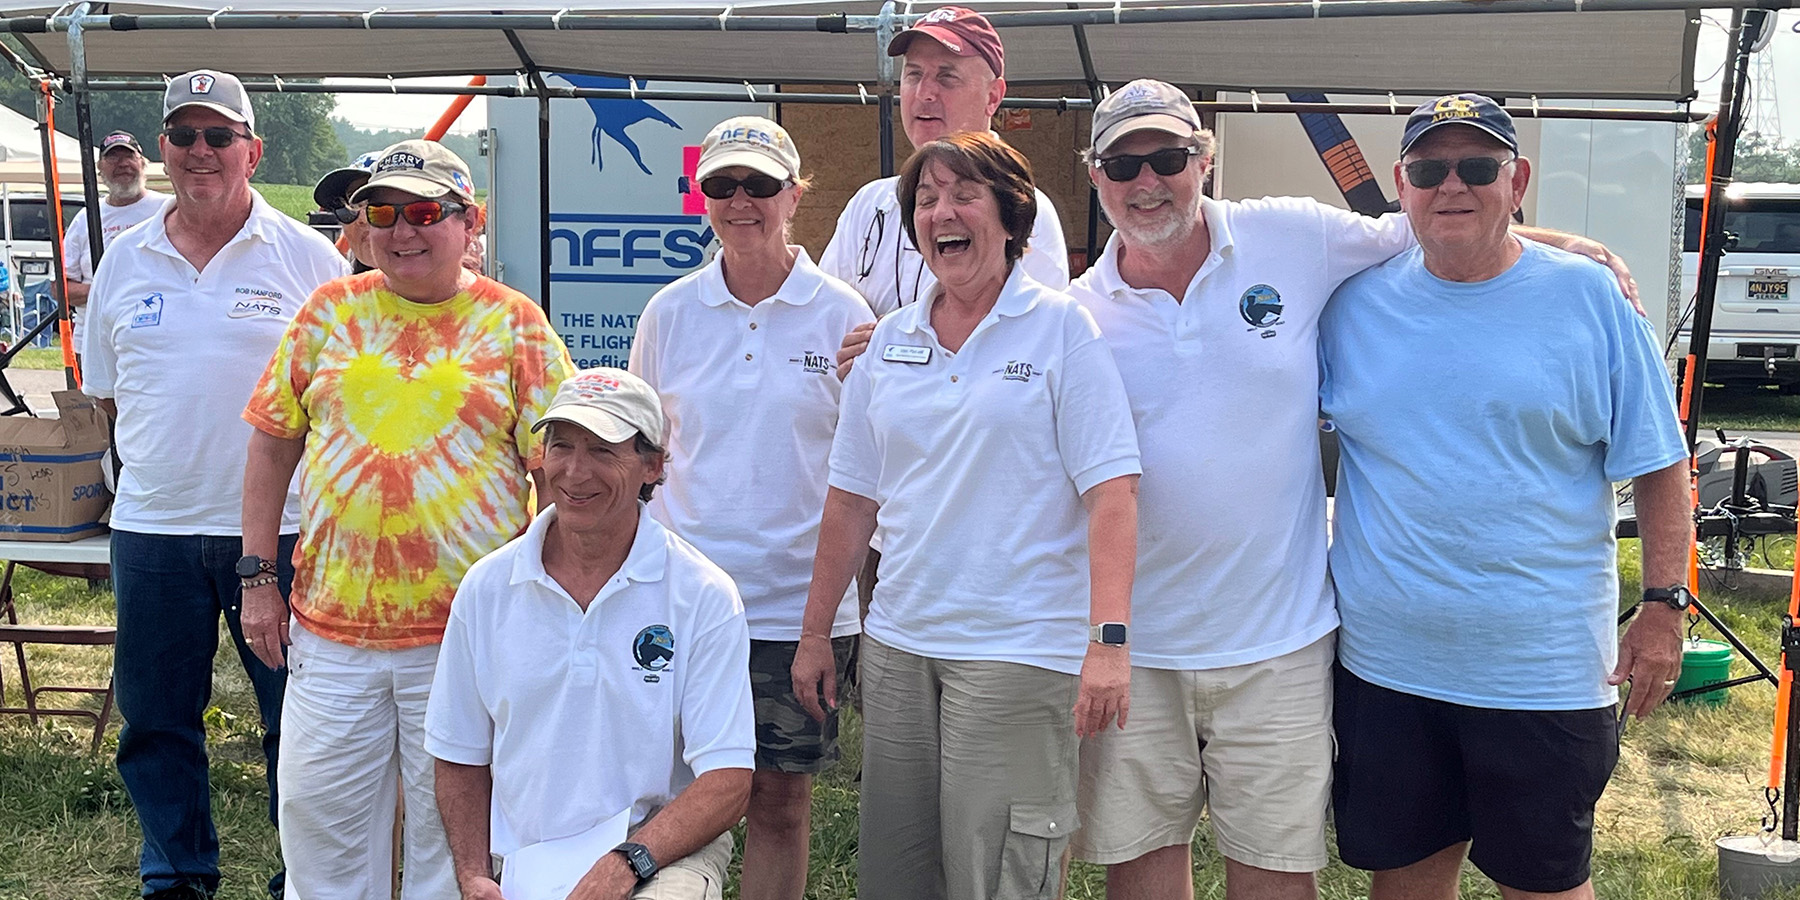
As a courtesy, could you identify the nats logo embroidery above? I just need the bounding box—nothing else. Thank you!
[789,350,834,376]
[993,360,1039,383]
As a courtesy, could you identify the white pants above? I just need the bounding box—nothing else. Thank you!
[278,622,454,900]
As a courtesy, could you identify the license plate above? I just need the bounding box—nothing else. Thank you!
[1749,279,1791,300]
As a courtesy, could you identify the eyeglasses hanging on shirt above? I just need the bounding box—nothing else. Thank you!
[855,207,928,310]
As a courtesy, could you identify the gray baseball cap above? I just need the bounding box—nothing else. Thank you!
[1091,79,1202,155]
[163,70,256,131]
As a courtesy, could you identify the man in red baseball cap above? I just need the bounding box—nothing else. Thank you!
[819,5,1067,323]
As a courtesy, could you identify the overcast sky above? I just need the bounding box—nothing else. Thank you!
[330,11,1800,143]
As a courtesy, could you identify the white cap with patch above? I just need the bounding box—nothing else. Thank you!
[532,368,667,446]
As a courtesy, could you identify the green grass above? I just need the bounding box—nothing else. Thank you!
[8,347,69,370]
[6,555,1800,899]
[1699,384,1800,433]
[253,182,492,223]
[252,183,320,223]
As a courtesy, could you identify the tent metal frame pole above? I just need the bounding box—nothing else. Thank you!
[8,0,1789,37]
[1,71,1711,123]
[876,1,896,179]
[1070,8,1105,264]
[64,4,99,391]
[502,29,553,312]
[1681,7,1768,448]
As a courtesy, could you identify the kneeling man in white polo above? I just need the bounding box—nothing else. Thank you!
[425,367,755,900]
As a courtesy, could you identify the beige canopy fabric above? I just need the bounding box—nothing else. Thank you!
[2,0,1699,100]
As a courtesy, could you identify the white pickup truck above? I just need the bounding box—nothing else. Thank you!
[1678,182,1800,390]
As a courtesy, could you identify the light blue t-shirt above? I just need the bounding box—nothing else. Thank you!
[1320,239,1685,710]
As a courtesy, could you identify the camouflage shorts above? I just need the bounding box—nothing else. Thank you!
[749,636,858,775]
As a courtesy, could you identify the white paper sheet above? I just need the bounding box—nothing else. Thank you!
[498,807,632,900]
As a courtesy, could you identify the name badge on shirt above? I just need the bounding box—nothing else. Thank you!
[882,344,932,365]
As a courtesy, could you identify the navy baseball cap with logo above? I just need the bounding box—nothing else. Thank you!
[1400,93,1519,156]
[101,131,143,157]
[313,151,381,211]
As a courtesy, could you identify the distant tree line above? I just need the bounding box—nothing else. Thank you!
[1686,127,1800,183]
[0,43,487,190]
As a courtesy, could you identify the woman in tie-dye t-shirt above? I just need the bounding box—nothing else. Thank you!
[238,141,575,900]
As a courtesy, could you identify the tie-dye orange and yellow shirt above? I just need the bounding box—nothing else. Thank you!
[244,272,576,649]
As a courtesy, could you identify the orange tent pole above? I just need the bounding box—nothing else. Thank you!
[424,76,486,142]
[39,81,79,389]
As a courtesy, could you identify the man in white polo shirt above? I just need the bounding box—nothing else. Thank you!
[819,6,1066,321]
[62,130,169,363]
[1063,80,1643,900]
[81,70,346,900]
[427,368,755,900]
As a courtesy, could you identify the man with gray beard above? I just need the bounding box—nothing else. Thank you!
[62,131,170,360]
[1061,79,1636,900]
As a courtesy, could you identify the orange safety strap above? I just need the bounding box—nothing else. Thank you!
[39,81,80,388]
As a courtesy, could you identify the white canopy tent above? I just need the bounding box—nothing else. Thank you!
[3,0,1702,100]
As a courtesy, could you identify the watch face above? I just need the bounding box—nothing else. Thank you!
[1100,623,1128,644]
[626,845,656,878]
[235,556,264,579]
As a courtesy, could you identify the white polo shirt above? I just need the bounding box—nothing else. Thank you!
[829,266,1140,675]
[1068,195,1413,670]
[423,503,755,855]
[81,190,347,534]
[631,249,874,641]
[63,190,171,350]
[819,173,1069,316]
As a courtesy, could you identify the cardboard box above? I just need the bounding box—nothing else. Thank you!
[0,391,111,541]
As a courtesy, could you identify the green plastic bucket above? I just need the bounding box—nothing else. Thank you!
[1673,638,1733,707]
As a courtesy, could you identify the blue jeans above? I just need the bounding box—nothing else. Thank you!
[111,530,296,898]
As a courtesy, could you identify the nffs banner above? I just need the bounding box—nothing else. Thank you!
[490,76,769,370]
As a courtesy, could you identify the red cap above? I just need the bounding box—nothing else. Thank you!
[886,7,1005,79]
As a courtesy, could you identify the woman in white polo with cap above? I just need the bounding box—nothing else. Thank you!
[628,115,874,900]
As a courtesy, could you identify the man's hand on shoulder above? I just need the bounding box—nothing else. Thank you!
[1513,226,1643,315]
[836,321,876,381]
[565,849,638,900]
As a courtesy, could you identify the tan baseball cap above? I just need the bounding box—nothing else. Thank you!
[349,140,476,205]
[696,116,802,181]
[532,368,667,447]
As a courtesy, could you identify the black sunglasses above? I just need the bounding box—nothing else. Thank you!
[699,174,789,200]
[162,125,254,149]
[1403,156,1513,189]
[1094,146,1200,183]
[363,199,467,229]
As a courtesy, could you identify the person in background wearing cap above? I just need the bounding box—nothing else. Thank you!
[426,367,755,900]
[311,151,380,274]
[240,138,574,900]
[1320,93,1689,900]
[820,5,1068,336]
[81,70,347,900]
[62,130,169,366]
[793,131,1140,900]
[629,116,873,900]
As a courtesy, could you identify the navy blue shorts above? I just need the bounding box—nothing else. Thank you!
[1331,664,1619,893]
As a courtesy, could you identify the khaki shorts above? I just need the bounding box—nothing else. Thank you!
[629,831,734,900]
[1072,634,1335,872]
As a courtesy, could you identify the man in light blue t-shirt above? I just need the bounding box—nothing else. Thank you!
[1320,94,1690,900]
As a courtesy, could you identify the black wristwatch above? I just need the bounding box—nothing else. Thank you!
[614,842,659,882]
[1642,584,1695,613]
[235,555,275,581]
